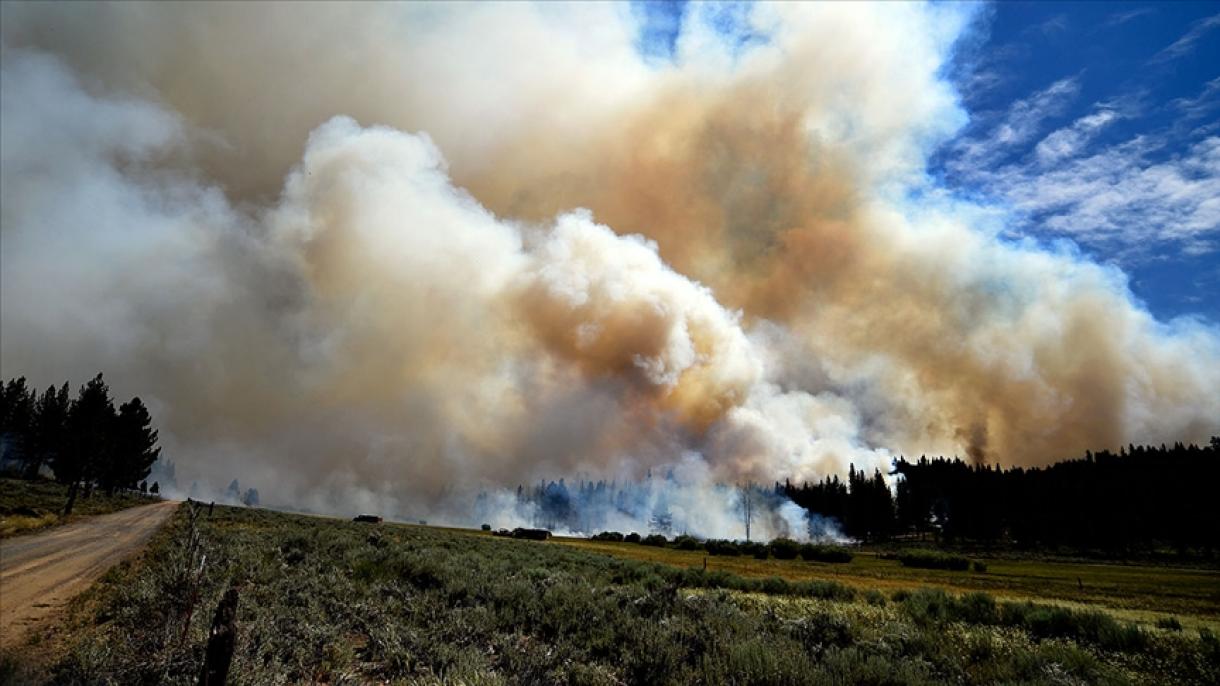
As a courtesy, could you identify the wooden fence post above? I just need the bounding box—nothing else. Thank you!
[199,584,240,686]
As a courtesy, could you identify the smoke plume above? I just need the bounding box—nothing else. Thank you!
[2,2,1217,531]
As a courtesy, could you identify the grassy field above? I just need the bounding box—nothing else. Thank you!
[557,537,1220,628]
[0,478,156,538]
[4,506,1217,685]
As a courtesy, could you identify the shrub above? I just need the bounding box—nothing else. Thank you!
[761,576,790,595]
[1156,616,1182,632]
[972,560,988,573]
[897,549,971,571]
[672,534,701,550]
[799,543,853,564]
[768,538,801,560]
[737,541,767,559]
[511,528,552,540]
[592,531,624,542]
[480,523,491,531]
[641,534,668,547]
[624,532,641,543]
[704,539,741,556]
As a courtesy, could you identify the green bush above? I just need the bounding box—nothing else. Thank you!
[738,541,767,559]
[897,549,971,571]
[798,543,853,563]
[592,531,624,542]
[704,539,741,556]
[672,534,701,550]
[768,538,801,560]
[971,560,987,573]
[624,532,641,543]
[1156,616,1182,632]
[641,534,668,547]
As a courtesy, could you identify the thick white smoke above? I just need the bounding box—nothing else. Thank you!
[1,3,1217,536]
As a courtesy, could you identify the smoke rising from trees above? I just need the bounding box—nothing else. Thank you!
[1,3,1217,530]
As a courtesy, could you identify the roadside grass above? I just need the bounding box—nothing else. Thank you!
[20,505,1219,685]
[0,478,155,538]
[554,536,1220,626]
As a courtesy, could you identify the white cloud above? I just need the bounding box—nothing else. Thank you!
[1152,12,1220,62]
[992,136,1220,251]
[949,77,1079,172]
[1034,108,1120,165]
[1102,7,1155,29]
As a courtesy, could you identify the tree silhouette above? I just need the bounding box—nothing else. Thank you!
[58,374,117,514]
[105,397,161,494]
[0,377,35,470]
[27,382,71,479]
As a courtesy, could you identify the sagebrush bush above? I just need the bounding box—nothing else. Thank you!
[897,549,971,571]
[703,539,740,556]
[768,538,801,560]
[798,543,853,564]
[672,535,701,551]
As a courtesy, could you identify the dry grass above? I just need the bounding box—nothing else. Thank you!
[0,478,156,539]
[550,535,1220,627]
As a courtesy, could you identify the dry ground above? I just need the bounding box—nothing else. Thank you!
[0,500,178,648]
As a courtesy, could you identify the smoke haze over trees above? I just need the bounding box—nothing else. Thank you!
[781,440,1220,554]
[1,4,1217,525]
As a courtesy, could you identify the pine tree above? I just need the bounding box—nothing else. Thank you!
[1,377,35,468]
[27,382,70,479]
[242,488,260,507]
[109,397,160,493]
[58,374,116,514]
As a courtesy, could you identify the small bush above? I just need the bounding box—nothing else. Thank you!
[799,543,853,563]
[897,549,971,571]
[761,576,790,595]
[511,528,552,540]
[737,541,767,559]
[624,532,641,543]
[972,560,988,573]
[768,538,801,560]
[641,534,668,547]
[592,531,624,542]
[480,523,491,531]
[1155,616,1182,632]
[704,539,741,556]
[672,534,701,550]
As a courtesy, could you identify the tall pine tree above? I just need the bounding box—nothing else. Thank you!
[58,374,116,514]
[108,397,160,493]
[26,382,70,479]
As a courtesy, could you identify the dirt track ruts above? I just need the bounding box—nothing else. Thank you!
[0,500,178,647]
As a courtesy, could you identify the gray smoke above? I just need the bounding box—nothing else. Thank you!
[1,3,1217,535]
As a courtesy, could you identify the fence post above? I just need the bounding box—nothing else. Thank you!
[199,584,240,686]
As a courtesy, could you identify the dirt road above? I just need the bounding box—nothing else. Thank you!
[0,500,178,647]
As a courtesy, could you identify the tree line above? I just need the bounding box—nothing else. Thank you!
[0,373,161,514]
[783,438,1220,554]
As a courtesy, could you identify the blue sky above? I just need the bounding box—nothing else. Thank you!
[634,1,1220,324]
[937,2,1220,324]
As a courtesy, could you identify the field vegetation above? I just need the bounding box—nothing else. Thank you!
[7,505,1217,685]
[560,536,1220,625]
[0,478,155,538]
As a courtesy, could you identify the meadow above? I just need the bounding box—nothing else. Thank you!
[5,505,1217,685]
[0,478,153,538]
[559,536,1220,628]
